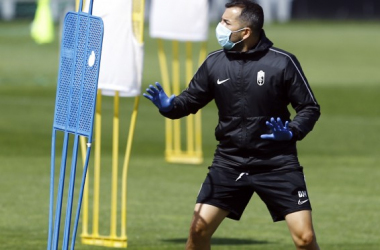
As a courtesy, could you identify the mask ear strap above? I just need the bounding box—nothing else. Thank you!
[234,38,244,46]
[232,27,247,33]
[232,27,247,45]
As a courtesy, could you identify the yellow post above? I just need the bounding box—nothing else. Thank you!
[157,39,173,157]
[92,90,102,237]
[80,0,145,248]
[110,91,120,238]
[195,42,207,158]
[121,96,140,240]
[157,40,206,164]
[79,136,88,235]
[172,41,181,154]
[119,0,145,241]
[185,42,194,154]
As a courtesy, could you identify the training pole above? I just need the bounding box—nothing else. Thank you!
[47,0,104,249]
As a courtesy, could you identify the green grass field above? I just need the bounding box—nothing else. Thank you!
[1,20,380,249]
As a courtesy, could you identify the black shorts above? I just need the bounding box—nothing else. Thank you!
[196,166,312,222]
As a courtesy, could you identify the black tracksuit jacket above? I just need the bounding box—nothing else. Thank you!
[160,30,320,171]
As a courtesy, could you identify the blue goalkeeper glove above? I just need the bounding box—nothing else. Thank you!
[143,82,175,112]
[261,117,293,141]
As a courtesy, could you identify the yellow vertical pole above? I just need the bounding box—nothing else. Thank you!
[157,37,205,163]
[110,91,120,238]
[185,42,194,154]
[198,42,207,65]
[93,90,102,237]
[80,136,89,236]
[120,0,145,243]
[157,39,173,157]
[77,0,91,239]
[157,40,172,93]
[75,0,80,12]
[79,0,145,247]
[121,96,140,241]
[195,42,207,156]
[172,41,181,154]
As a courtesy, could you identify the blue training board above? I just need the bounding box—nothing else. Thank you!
[53,11,104,138]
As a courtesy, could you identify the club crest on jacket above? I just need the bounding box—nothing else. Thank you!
[257,70,265,86]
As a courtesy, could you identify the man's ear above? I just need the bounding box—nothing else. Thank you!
[242,27,252,40]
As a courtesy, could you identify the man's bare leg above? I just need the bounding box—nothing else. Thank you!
[186,203,229,250]
[285,210,320,250]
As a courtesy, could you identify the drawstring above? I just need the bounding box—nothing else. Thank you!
[235,172,248,181]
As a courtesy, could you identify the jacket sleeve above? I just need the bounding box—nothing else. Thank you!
[285,55,321,141]
[160,60,214,119]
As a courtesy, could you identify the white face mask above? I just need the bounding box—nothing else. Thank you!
[215,23,246,50]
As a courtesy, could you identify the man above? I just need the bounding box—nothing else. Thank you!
[143,1,320,249]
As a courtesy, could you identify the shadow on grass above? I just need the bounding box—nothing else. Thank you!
[162,237,268,245]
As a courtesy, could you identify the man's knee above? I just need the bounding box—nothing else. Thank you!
[186,204,228,249]
[285,210,319,249]
[188,217,211,240]
[293,230,317,248]
[186,219,212,250]
[188,204,228,240]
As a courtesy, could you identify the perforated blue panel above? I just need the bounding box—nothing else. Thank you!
[53,12,104,138]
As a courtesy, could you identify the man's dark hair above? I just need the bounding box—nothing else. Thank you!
[225,0,264,36]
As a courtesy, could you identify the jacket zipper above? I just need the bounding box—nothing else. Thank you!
[240,60,247,150]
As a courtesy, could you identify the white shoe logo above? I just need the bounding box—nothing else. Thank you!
[298,199,309,205]
[217,78,230,85]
